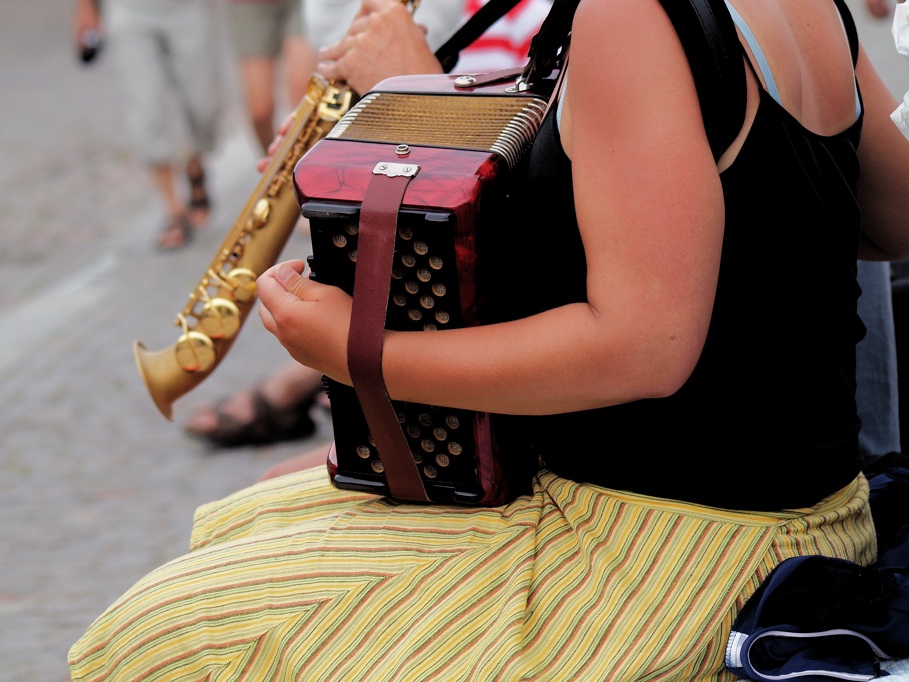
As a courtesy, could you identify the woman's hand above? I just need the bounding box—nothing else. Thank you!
[317,0,443,96]
[257,260,354,385]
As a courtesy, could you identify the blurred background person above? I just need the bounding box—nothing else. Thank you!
[74,0,226,250]
[226,0,317,155]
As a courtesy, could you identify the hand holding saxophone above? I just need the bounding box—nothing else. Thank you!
[255,0,436,174]
[258,260,354,386]
[316,0,442,96]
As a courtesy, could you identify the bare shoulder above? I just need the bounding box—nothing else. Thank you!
[728,0,859,133]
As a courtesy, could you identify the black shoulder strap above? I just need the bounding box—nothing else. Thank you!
[832,0,860,66]
[656,0,745,161]
[520,0,745,162]
[434,0,527,74]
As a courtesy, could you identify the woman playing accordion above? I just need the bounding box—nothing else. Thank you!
[70,0,909,678]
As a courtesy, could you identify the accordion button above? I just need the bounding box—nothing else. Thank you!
[429,257,443,270]
[436,454,450,468]
[448,442,463,456]
[414,241,428,255]
[421,439,435,453]
[445,415,460,430]
[424,465,439,479]
[435,311,450,324]
[417,268,431,283]
[432,283,447,297]
[420,295,434,309]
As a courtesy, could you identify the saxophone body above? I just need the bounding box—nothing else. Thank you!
[134,75,354,420]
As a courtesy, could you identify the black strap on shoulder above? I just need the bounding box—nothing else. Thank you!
[656,0,745,161]
[521,0,745,162]
[434,0,527,73]
[832,0,860,66]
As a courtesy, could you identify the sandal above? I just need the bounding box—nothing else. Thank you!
[186,158,211,226]
[157,213,192,251]
[184,387,320,448]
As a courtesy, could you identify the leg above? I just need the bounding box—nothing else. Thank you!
[106,1,190,244]
[282,35,318,109]
[165,0,224,225]
[151,163,192,249]
[281,0,317,107]
[184,361,327,447]
[238,56,279,152]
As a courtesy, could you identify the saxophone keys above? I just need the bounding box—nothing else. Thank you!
[174,331,216,373]
[252,198,271,229]
[198,298,241,339]
[224,267,258,303]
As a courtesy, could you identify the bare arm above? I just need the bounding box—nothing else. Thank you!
[855,43,909,259]
[257,0,722,416]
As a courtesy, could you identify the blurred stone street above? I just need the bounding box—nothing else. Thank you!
[0,2,330,680]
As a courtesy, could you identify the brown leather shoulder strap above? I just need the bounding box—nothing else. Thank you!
[347,162,430,502]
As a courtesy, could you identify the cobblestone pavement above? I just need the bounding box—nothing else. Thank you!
[0,2,330,680]
[1,0,907,680]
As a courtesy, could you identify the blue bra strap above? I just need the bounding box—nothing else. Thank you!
[723,1,780,104]
[724,0,861,117]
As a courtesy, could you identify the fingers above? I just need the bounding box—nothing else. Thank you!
[260,260,308,294]
[277,113,294,137]
[255,116,294,173]
[273,261,309,298]
[257,260,309,335]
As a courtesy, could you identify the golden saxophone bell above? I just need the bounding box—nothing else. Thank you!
[134,75,354,420]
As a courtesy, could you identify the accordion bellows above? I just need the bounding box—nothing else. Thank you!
[294,73,548,505]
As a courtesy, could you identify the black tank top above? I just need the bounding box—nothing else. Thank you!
[484,0,866,511]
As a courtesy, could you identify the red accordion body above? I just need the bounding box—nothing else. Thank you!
[293,73,547,505]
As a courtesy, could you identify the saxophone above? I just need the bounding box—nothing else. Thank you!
[134,74,354,420]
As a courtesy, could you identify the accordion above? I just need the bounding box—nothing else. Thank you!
[294,72,548,505]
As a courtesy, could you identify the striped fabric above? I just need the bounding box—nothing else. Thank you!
[69,468,876,681]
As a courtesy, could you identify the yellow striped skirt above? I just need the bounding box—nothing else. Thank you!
[69,467,876,681]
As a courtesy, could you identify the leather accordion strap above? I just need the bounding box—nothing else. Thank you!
[347,164,430,503]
